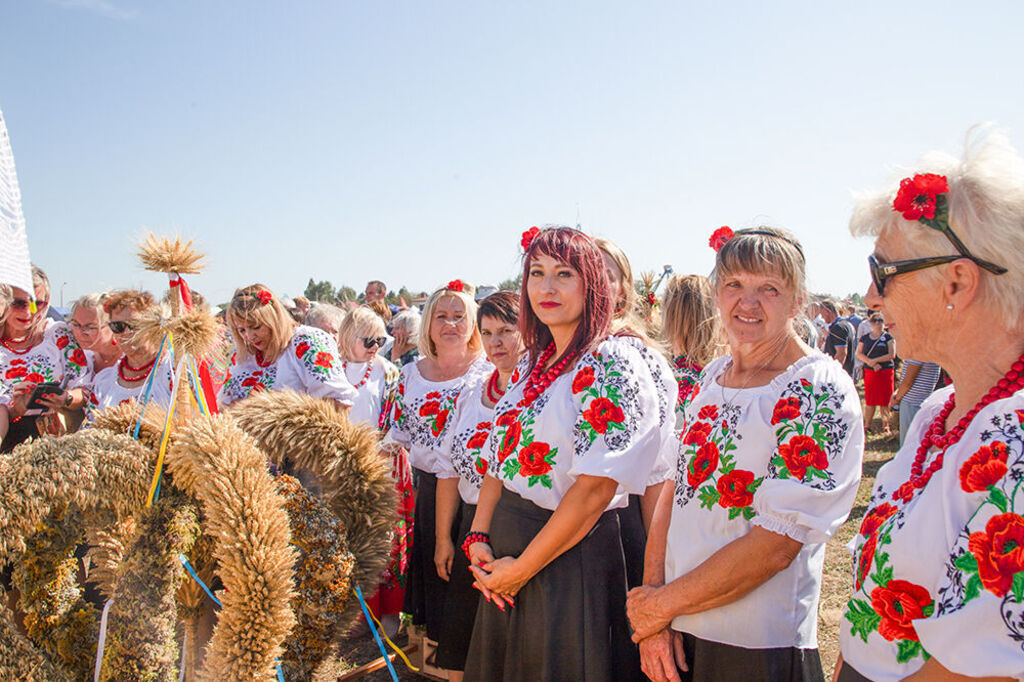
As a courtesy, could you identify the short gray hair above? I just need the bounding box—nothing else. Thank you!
[391,310,421,340]
[70,292,110,324]
[304,303,345,333]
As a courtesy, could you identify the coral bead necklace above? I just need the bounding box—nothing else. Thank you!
[486,369,506,403]
[521,342,577,405]
[900,353,1024,501]
[1,335,32,355]
[343,360,374,389]
[118,355,157,382]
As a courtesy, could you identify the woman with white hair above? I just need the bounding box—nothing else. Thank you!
[69,293,120,373]
[387,281,490,651]
[836,132,1024,681]
[387,309,421,367]
[304,302,346,343]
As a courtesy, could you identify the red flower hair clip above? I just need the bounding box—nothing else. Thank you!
[521,226,541,251]
[446,279,465,293]
[893,173,949,223]
[647,293,657,306]
[255,290,272,305]
[709,226,734,252]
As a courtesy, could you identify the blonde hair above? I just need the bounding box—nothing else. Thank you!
[418,288,482,360]
[662,274,723,367]
[71,292,111,324]
[594,237,658,344]
[337,307,387,362]
[710,227,808,306]
[226,284,297,362]
[850,128,1024,331]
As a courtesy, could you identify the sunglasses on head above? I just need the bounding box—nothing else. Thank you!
[361,336,388,349]
[12,298,47,311]
[107,320,135,334]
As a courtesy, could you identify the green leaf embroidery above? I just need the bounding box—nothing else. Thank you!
[953,552,979,573]
[1012,572,1024,604]
[988,486,1009,513]
[896,639,922,664]
[728,507,742,520]
[697,485,720,510]
[741,507,755,520]
[964,574,982,604]
[844,598,880,644]
[870,565,894,588]
[502,459,520,480]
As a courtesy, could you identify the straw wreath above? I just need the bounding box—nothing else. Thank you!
[138,233,205,275]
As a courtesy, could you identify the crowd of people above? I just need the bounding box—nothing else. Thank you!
[2,130,1023,682]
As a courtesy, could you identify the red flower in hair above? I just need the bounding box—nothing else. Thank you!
[446,280,465,293]
[647,293,657,306]
[256,290,272,305]
[709,226,734,252]
[521,226,541,251]
[892,173,949,221]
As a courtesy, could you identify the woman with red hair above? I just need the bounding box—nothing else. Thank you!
[463,226,661,680]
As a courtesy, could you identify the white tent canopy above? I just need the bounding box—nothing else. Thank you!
[0,107,34,300]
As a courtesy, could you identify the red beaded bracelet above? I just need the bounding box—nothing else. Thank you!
[461,531,491,562]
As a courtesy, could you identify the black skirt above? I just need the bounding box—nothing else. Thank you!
[402,469,460,641]
[463,488,640,682]
[434,502,480,671]
[1,415,38,453]
[674,632,825,682]
[835,660,871,682]
[617,493,647,589]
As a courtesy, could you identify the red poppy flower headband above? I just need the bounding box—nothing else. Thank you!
[709,226,733,252]
[892,173,950,228]
[243,289,272,305]
[521,226,541,251]
[709,225,805,261]
[446,279,465,293]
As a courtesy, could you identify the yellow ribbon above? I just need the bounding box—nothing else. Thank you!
[363,603,419,672]
[145,342,186,507]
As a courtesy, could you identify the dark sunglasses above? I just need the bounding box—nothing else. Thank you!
[870,318,884,324]
[12,298,48,311]
[361,336,388,349]
[869,248,1008,297]
[107,320,135,334]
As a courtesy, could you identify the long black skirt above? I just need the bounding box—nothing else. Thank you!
[835,660,871,682]
[402,469,460,641]
[617,493,647,589]
[434,502,480,671]
[673,632,825,682]
[463,489,640,682]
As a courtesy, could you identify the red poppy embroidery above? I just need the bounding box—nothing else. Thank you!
[518,442,553,477]
[697,404,719,421]
[474,457,488,475]
[892,173,949,221]
[467,431,490,450]
[688,441,720,488]
[959,441,1009,492]
[893,481,917,504]
[771,397,802,425]
[859,503,897,538]
[419,400,440,417]
[431,410,449,436]
[683,421,712,446]
[778,434,828,480]
[70,348,87,366]
[572,367,595,394]
[25,372,45,383]
[425,391,441,400]
[56,335,70,349]
[495,410,520,427]
[800,378,812,389]
[497,421,522,463]
[398,382,405,396]
[295,341,310,358]
[314,352,333,369]
[582,397,625,434]
[968,512,1024,597]
[716,469,755,508]
[870,580,932,642]
[856,533,878,591]
[5,367,26,380]
[242,376,260,388]
[510,368,520,384]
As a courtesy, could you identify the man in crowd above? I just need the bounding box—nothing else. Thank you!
[364,280,387,305]
[821,298,856,377]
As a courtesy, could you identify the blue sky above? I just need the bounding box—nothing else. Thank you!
[2,1,1023,306]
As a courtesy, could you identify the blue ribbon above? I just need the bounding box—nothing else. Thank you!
[131,333,169,441]
[354,584,399,682]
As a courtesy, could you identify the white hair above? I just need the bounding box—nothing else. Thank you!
[850,127,1024,330]
[391,309,421,340]
[70,292,110,323]
[304,302,345,332]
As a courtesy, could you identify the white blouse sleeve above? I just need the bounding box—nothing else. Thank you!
[568,338,661,495]
[752,358,864,544]
[50,323,93,389]
[386,365,413,449]
[289,327,357,406]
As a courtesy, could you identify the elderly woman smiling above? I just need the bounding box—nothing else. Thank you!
[627,227,864,682]
[836,133,1024,682]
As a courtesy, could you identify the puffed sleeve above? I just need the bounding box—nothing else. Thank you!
[569,338,661,494]
[913,399,1024,679]
[753,357,864,544]
[289,327,357,406]
[385,365,413,449]
[50,323,93,389]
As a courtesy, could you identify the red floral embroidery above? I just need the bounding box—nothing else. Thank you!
[425,391,441,400]
[687,441,719,487]
[892,173,949,221]
[56,335,69,349]
[497,421,522,463]
[778,434,828,480]
[467,431,490,450]
[474,457,488,475]
[572,367,595,394]
[419,400,440,417]
[893,481,916,504]
[859,502,897,538]
[314,352,333,369]
[968,512,1024,597]
[295,341,310,358]
[5,367,26,380]
[25,372,45,383]
[799,378,812,389]
[959,441,1009,492]
[716,469,755,508]
[697,404,719,421]
[495,410,520,427]
[870,580,932,642]
[431,410,449,436]
[518,442,553,477]
[70,348,87,366]
[242,376,260,388]
[683,421,712,446]
[582,397,625,434]
[771,397,802,425]
[856,533,878,591]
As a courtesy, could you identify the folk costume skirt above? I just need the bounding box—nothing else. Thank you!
[673,632,825,682]
[434,502,479,671]
[863,367,895,407]
[463,488,640,682]
[403,469,460,641]
[617,493,647,589]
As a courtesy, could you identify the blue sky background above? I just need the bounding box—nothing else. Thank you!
[2,1,1023,306]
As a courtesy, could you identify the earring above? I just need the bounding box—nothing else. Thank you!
[946,304,954,310]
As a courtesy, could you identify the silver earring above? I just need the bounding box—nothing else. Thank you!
[946,304,954,310]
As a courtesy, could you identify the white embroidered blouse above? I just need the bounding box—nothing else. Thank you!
[0,322,92,407]
[665,353,863,648]
[217,325,357,407]
[438,373,495,505]
[344,356,399,430]
[840,387,1024,681]
[86,354,176,418]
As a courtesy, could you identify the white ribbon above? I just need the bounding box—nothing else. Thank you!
[93,599,114,681]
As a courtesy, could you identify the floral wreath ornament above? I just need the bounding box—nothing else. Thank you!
[709,226,734,252]
[446,279,465,293]
[521,226,541,251]
[256,289,273,305]
[892,173,949,225]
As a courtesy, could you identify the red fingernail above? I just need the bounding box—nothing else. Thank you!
[496,602,505,612]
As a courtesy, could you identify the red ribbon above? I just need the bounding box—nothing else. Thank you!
[169,274,194,310]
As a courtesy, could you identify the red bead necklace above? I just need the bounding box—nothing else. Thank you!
[900,354,1024,500]
[343,360,374,389]
[254,351,272,368]
[1,335,32,355]
[118,355,157,382]
[486,369,506,403]
[521,343,578,404]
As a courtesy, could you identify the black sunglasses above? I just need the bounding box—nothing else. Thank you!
[869,248,1008,297]
[361,336,388,349]
[108,320,135,334]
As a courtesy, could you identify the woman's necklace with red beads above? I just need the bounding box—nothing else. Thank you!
[521,342,578,405]
[486,369,506,403]
[254,351,273,368]
[900,353,1024,501]
[1,335,32,355]
[118,355,157,383]
[343,360,374,389]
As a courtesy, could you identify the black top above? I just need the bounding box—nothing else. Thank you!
[825,318,857,376]
[859,332,894,370]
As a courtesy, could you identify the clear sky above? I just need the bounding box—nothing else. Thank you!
[2,1,1023,306]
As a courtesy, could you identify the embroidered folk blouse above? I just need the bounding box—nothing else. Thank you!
[483,337,662,512]
[665,353,863,648]
[388,355,492,475]
[622,336,680,487]
[86,354,175,418]
[840,387,1024,681]
[345,356,400,431]
[217,325,357,407]
[438,373,494,505]
[0,322,92,407]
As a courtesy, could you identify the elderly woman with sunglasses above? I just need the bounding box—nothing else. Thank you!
[85,290,175,418]
[1,266,91,451]
[836,134,1024,682]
